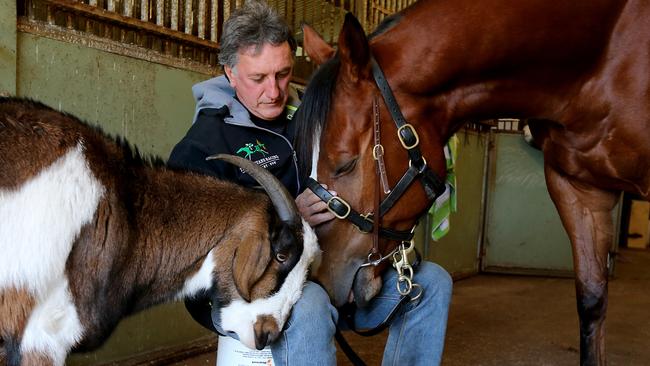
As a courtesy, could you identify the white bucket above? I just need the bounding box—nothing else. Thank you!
[216,335,275,366]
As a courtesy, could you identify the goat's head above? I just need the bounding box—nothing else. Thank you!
[204,155,319,350]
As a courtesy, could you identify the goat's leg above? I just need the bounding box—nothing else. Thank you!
[545,164,618,366]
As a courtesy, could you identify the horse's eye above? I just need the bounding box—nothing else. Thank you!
[275,252,288,263]
[334,158,357,177]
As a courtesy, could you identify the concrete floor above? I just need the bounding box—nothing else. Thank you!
[171,248,650,366]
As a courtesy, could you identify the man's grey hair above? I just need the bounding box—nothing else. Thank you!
[218,0,296,68]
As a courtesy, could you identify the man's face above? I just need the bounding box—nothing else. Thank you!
[225,42,294,121]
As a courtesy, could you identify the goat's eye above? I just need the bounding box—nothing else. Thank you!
[334,158,358,177]
[275,252,288,263]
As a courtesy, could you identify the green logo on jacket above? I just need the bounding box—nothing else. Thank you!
[236,140,269,160]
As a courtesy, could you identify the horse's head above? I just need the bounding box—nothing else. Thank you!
[296,13,448,307]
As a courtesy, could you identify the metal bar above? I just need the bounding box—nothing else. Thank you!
[42,0,219,49]
[223,0,230,22]
[140,0,148,21]
[123,0,133,17]
[184,0,192,33]
[46,4,54,24]
[155,0,163,25]
[210,0,218,41]
[171,0,178,30]
[107,0,114,12]
[198,0,205,38]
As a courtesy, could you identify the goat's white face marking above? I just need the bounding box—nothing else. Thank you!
[176,249,216,300]
[0,144,104,295]
[220,219,320,349]
[0,143,103,364]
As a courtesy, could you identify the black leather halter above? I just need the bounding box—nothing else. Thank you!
[307,55,446,260]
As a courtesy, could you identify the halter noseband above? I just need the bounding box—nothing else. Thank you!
[307,55,447,267]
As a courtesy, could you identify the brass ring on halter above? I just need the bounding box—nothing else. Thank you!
[355,212,374,234]
[372,144,385,160]
[397,124,420,149]
[367,252,383,266]
[326,196,351,219]
[408,157,427,169]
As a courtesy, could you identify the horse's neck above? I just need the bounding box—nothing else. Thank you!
[374,0,625,132]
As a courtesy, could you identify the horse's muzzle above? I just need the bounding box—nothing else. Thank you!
[352,266,383,307]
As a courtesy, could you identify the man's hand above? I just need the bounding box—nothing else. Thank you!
[296,185,337,227]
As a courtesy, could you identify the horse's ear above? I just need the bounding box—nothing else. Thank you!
[338,12,371,83]
[302,23,335,65]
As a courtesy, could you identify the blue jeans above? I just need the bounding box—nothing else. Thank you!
[270,261,453,366]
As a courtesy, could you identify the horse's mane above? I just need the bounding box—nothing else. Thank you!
[293,56,341,180]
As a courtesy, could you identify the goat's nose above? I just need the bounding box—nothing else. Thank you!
[254,315,280,350]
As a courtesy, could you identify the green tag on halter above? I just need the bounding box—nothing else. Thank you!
[429,134,458,241]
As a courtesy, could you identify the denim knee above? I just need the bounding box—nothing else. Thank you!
[414,261,453,304]
[285,281,338,329]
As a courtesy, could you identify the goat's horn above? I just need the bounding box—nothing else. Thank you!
[206,154,300,225]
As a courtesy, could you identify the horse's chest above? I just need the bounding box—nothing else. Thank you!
[542,126,650,195]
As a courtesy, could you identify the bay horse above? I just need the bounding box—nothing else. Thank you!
[294,0,649,365]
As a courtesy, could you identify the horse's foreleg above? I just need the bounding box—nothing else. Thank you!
[544,165,618,366]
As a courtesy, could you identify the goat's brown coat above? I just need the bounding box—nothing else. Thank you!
[0,98,309,365]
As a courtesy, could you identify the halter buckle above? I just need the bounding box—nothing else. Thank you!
[409,157,428,173]
[326,196,351,219]
[397,124,420,150]
[355,212,374,234]
[372,144,385,160]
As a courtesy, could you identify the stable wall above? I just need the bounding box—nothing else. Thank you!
[415,131,486,278]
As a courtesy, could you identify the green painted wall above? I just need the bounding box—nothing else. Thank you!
[14,32,214,364]
[482,133,574,275]
[16,33,204,158]
[416,131,486,277]
[0,0,17,94]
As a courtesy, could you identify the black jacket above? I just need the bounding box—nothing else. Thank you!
[168,106,301,197]
[167,75,302,334]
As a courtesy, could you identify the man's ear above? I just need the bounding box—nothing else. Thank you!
[232,237,271,302]
[224,65,237,88]
[302,23,335,65]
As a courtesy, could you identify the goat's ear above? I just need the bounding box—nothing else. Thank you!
[302,23,335,65]
[232,237,271,302]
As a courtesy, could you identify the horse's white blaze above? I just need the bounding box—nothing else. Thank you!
[220,220,320,349]
[310,132,321,180]
[21,278,84,366]
[176,249,216,300]
[0,143,104,296]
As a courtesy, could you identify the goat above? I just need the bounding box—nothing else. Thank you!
[0,97,319,366]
